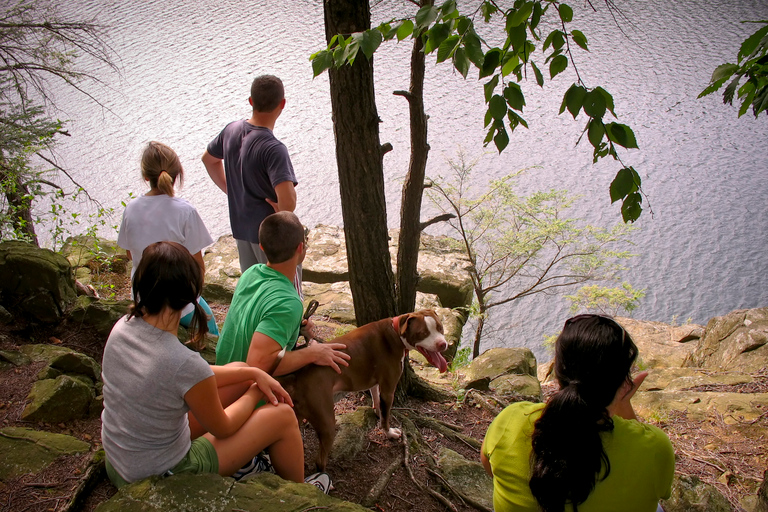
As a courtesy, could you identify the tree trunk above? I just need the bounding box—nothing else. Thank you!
[395,0,432,316]
[324,0,396,325]
[473,313,485,359]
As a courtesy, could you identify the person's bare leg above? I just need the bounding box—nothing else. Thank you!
[205,403,304,483]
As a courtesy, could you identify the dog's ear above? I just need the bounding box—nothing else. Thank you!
[399,314,415,337]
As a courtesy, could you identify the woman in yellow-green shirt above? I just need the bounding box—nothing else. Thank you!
[481,314,675,512]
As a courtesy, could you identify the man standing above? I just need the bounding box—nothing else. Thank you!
[202,75,299,277]
[215,211,350,377]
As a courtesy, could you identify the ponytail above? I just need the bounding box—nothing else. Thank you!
[529,314,637,512]
[141,141,184,196]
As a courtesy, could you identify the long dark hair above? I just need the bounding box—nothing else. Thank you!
[128,241,208,348]
[529,314,638,512]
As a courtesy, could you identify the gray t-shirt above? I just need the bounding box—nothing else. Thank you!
[207,120,297,243]
[101,315,214,483]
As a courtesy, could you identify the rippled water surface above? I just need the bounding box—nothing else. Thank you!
[46,0,768,359]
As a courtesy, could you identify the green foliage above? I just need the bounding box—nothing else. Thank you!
[449,346,472,372]
[311,0,646,222]
[699,21,768,119]
[565,282,645,317]
[428,152,638,356]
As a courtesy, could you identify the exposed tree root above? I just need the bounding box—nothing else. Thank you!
[363,457,402,507]
[426,468,492,512]
[401,428,458,512]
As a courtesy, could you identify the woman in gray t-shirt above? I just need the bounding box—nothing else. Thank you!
[101,241,304,487]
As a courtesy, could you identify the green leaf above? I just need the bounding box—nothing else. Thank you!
[484,75,499,101]
[530,2,543,30]
[621,192,642,223]
[457,16,471,35]
[587,118,604,148]
[494,126,510,152]
[311,50,333,77]
[507,109,529,129]
[558,3,573,23]
[480,49,502,78]
[440,0,457,18]
[504,82,526,111]
[531,60,544,86]
[508,1,534,28]
[609,167,639,203]
[501,54,520,76]
[453,46,470,78]
[712,63,739,83]
[426,23,451,54]
[484,108,494,128]
[723,75,741,105]
[397,20,415,41]
[605,123,639,149]
[571,29,588,51]
[582,89,607,118]
[543,30,560,52]
[360,29,382,60]
[549,54,568,78]
[481,1,498,22]
[464,32,485,67]
[552,31,565,50]
[416,5,439,29]
[560,84,587,118]
[489,94,507,120]
[738,25,768,61]
[507,23,527,52]
[595,87,615,117]
[738,80,756,117]
[437,35,461,63]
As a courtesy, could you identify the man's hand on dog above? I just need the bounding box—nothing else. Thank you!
[300,318,316,340]
[306,341,351,374]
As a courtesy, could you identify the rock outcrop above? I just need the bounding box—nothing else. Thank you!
[0,241,77,323]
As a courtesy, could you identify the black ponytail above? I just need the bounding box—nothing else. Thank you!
[529,315,637,512]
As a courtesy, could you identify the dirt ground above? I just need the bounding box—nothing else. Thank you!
[0,282,766,512]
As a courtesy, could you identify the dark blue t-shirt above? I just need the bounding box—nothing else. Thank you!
[207,121,297,243]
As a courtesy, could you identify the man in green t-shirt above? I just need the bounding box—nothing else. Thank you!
[215,211,350,375]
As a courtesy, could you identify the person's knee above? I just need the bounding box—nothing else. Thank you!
[267,403,299,431]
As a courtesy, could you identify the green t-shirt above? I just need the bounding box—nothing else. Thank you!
[482,401,675,512]
[215,264,303,365]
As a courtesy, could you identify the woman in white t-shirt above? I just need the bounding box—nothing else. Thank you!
[118,141,218,336]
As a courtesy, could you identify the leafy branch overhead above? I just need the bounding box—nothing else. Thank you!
[310,0,645,223]
[699,20,768,119]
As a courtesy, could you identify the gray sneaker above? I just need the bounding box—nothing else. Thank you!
[304,472,332,494]
[234,452,275,481]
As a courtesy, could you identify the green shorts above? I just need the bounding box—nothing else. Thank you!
[105,437,219,489]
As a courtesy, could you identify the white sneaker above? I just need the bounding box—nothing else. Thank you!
[304,472,332,494]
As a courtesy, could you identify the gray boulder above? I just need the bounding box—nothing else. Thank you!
[330,406,379,465]
[201,235,242,303]
[618,317,701,369]
[437,447,494,511]
[21,374,95,422]
[0,349,31,368]
[95,472,368,512]
[661,474,733,512]
[0,427,90,481]
[461,347,540,399]
[69,296,131,337]
[683,308,768,373]
[0,241,77,323]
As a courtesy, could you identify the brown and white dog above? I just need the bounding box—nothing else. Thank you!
[277,309,449,470]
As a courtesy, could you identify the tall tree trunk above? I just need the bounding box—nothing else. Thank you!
[473,312,486,359]
[324,0,396,325]
[395,0,432,316]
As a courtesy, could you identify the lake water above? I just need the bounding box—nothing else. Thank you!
[44,0,768,361]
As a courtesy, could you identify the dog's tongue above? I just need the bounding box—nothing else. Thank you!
[417,347,448,373]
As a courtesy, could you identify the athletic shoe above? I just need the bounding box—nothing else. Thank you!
[234,452,275,481]
[304,472,332,494]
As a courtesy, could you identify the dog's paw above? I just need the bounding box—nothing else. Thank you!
[386,428,402,440]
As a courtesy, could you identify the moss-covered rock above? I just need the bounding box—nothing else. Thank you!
[0,427,89,481]
[331,406,380,465]
[22,374,95,422]
[0,241,77,323]
[94,472,368,511]
[69,296,131,337]
[437,447,493,511]
[463,347,538,391]
[661,473,733,512]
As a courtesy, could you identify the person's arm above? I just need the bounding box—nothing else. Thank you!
[185,371,293,439]
[191,250,205,283]
[608,371,648,421]
[126,250,132,261]
[265,181,296,212]
[246,331,351,375]
[480,447,493,477]
[202,151,227,194]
